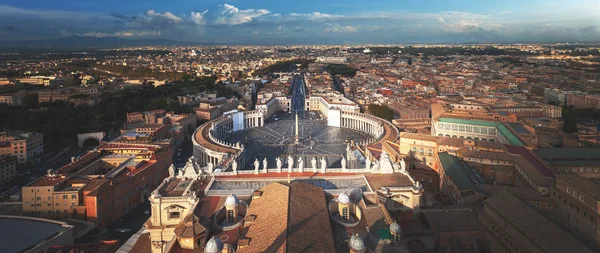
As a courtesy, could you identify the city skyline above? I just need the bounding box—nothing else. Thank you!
[1,0,599,44]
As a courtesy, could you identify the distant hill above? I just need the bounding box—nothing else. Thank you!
[0,36,199,49]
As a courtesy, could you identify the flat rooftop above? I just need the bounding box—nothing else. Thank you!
[207,175,370,196]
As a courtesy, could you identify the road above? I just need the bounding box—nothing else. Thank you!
[77,201,151,245]
[173,137,193,169]
[290,74,307,112]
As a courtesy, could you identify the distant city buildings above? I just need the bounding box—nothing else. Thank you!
[0,131,43,165]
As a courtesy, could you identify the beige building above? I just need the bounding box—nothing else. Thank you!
[0,131,43,165]
[544,104,562,118]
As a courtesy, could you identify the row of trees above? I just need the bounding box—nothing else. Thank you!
[0,77,230,151]
[326,64,358,78]
[368,104,394,121]
[94,64,187,80]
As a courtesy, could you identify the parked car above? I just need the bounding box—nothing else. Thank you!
[116,228,132,233]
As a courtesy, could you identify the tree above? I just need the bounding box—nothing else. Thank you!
[23,94,38,109]
[562,106,577,133]
[368,104,394,121]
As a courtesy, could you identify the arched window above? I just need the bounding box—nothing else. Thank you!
[227,209,235,223]
[341,207,349,221]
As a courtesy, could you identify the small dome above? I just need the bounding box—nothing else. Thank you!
[389,222,401,234]
[204,236,224,253]
[349,234,365,251]
[224,194,239,208]
[338,192,350,204]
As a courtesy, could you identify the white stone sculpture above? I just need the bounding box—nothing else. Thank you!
[262,158,268,173]
[276,157,282,172]
[400,158,406,172]
[287,155,294,172]
[254,159,260,173]
[168,165,175,177]
[298,157,304,172]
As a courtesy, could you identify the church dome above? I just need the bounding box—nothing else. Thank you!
[338,192,350,204]
[204,236,224,253]
[389,221,401,234]
[224,194,239,208]
[349,234,365,251]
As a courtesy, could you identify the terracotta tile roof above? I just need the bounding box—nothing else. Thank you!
[364,173,414,190]
[484,193,594,253]
[237,182,336,253]
[127,232,152,253]
[422,208,482,232]
[174,214,206,239]
[287,182,336,253]
[557,175,600,201]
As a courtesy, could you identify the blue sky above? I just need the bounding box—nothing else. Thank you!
[1,0,599,43]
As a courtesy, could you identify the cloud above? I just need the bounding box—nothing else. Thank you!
[215,4,270,25]
[0,4,599,43]
[144,9,183,24]
[286,12,344,21]
[191,10,208,25]
[110,13,137,22]
[81,30,161,37]
[324,25,358,33]
[293,26,306,32]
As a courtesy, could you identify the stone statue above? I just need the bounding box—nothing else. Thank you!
[168,165,175,177]
[254,159,260,172]
[207,162,214,173]
[262,158,268,172]
[311,157,317,172]
[366,159,371,171]
[287,155,294,171]
[232,160,238,172]
[400,158,406,172]
[276,157,282,172]
[298,157,304,172]
[341,157,347,170]
[320,157,327,172]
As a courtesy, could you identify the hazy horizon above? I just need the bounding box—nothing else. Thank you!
[1,0,599,44]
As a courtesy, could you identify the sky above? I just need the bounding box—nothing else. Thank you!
[0,0,599,44]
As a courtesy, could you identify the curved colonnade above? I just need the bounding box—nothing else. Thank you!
[340,111,399,145]
[193,110,397,172]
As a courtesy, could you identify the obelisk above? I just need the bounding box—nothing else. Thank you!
[294,112,299,144]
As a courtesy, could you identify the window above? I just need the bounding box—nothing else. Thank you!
[169,212,180,219]
[567,187,571,194]
[341,207,349,221]
[71,194,76,199]
[227,209,235,223]
[63,195,68,200]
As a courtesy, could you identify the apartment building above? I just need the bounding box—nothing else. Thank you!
[22,143,172,228]
[0,131,44,165]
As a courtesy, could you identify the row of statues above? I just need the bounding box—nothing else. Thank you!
[212,152,403,174]
[248,155,345,172]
